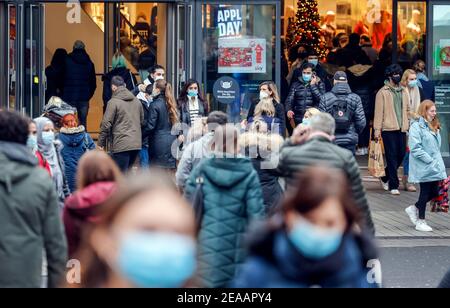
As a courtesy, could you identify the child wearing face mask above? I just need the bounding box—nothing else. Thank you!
[34,117,70,207]
[232,167,379,288]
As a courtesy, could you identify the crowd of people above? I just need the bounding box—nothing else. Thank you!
[1,36,449,288]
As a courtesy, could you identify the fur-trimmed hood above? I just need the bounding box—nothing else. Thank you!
[59,125,86,135]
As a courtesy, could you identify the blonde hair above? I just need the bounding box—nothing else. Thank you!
[304,107,321,119]
[255,98,276,117]
[418,100,440,132]
[401,69,417,87]
[259,81,281,103]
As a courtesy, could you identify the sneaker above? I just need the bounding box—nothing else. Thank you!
[363,147,369,155]
[381,180,389,191]
[390,189,400,195]
[415,220,433,232]
[405,205,418,225]
[406,184,417,192]
[356,148,365,156]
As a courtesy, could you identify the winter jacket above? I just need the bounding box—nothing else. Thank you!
[232,221,379,288]
[408,117,447,184]
[58,126,96,193]
[247,99,286,136]
[35,150,52,176]
[319,82,366,147]
[285,79,325,124]
[102,67,137,108]
[178,97,208,127]
[53,140,72,207]
[291,63,332,91]
[62,49,96,103]
[373,84,410,137]
[98,86,144,154]
[184,156,265,287]
[240,132,285,212]
[63,182,117,257]
[176,133,214,189]
[0,141,67,288]
[346,64,376,119]
[147,94,178,169]
[139,98,152,147]
[335,44,372,68]
[45,64,65,103]
[276,136,375,235]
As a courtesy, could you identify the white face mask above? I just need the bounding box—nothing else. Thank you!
[259,91,270,100]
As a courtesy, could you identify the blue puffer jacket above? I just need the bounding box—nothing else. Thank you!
[408,117,447,184]
[232,221,379,288]
[58,126,96,192]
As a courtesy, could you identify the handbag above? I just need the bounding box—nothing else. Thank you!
[368,138,386,178]
[190,174,205,232]
[431,177,450,213]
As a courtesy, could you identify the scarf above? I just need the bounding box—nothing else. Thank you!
[385,81,403,128]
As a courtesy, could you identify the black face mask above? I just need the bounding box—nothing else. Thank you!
[391,75,401,85]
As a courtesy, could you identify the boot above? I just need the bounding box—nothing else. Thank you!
[403,176,417,192]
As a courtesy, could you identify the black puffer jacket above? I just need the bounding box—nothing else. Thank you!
[319,83,366,147]
[285,79,325,124]
[346,65,376,120]
[148,94,178,169]
[62,49,96,103]
[240,132,285,213]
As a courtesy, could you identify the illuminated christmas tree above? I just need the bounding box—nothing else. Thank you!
[286,0,326,58]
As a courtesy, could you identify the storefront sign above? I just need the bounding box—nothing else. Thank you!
[437,40,450,74]
[218,38,266,74]
[217,7,242,37]
[435,86,450,113]
[213,77,240,105]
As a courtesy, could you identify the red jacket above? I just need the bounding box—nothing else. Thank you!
[35,150,52,176]
[63,182,117,257]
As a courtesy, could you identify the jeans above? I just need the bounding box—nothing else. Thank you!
[380,131,406,190]
[416,181,439,219]
[403,151,409,176]
[68,101,89,129]
[358,119,371,148]
[140,146,150,168]
[112,150,139,172]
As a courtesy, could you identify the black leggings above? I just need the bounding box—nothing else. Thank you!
[415,181,439,219]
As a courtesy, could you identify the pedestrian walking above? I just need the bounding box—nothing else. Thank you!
[374,64,410,195]
[178,79,208,129]
[27,120,51,175]
[0,110,67,288]
[98,76,144,172]
[405,100,447,232]
[45,48,67,103]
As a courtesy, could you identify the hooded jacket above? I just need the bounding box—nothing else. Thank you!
[0,141,67,287]
[319,82,366,147]
[102,67,137,108]
[184,156,265,287]
[98,86,144,153]
[62,49,97,102]
[63,181,117,257]
[58,126,96,192]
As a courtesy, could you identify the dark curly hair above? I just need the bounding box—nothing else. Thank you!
[0,110,30,145]
[385,64,403,79]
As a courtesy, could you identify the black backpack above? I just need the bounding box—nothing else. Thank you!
[330,94,352,134]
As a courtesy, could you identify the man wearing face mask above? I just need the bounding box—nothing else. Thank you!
[132,64,165,96]
[285,62,326,127]
[291,51,332,91]
[374,64,410,195]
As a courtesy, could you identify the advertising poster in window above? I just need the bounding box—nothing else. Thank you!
[218,38,266,74]
[435,39,450,74]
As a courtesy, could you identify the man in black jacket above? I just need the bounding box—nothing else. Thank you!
[0,111,67,287]
[62,40,97,129]
[319,71,366,154]
[276,112,375,235]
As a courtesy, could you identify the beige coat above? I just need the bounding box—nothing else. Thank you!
[373,85,410,137]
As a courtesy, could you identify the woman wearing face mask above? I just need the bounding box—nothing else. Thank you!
[400,69,424,193]
[27,120,52,175]
[246,81,286,136]
[247,98,282,135]
[300,107,321,127]
[232,167,379,288]
[66,172,197,288]
[285,63,325,128]
[405,101,447,232]
[374,64,410,196]
[178,80,208,129]
[147,79,180,173]
[34,117,70,207]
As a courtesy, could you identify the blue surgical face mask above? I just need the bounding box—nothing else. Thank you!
[302,73,312,83]
[302,118,311,126]
[187,89,198,98]
[408,80,418,88]
[288,218,343,259]
[27,135,37,151]
[41,131,55,145]
[308,59,319,66]
[117,232,196,288]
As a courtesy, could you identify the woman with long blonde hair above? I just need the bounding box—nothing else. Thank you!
[405,100,447,232]
[147,79,180,171]
[246,81,285,135]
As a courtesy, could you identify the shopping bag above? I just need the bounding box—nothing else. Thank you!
[431,177,450,213]
[368,139,386,178]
